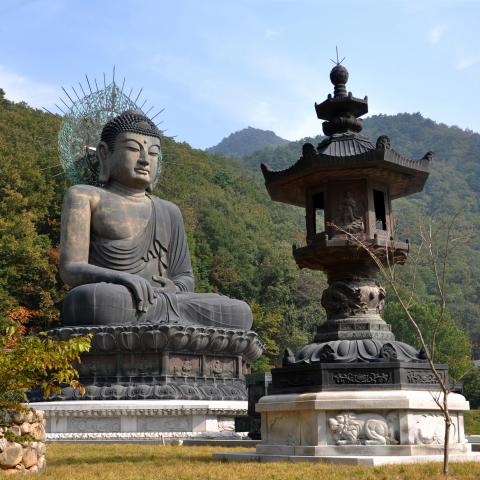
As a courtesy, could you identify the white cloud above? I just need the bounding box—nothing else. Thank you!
[428,25,444,45]
[250,100,276,125]
[150,50,328,142]
[456,56,479,70]
[0,65,58,108]
[279,114,320,141]
[265,28,280,39]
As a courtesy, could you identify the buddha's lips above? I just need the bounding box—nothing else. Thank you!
[135,168,150,174]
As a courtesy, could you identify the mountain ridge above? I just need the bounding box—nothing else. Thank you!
[209,114,480,167]
[207,125,289,158]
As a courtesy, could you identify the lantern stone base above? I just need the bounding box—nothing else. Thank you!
[29,400,248,442]
[215,390,480,465]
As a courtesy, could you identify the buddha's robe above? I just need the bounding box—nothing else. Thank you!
[62,196,253,330]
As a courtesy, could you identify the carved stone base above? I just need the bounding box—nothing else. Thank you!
[29,400,248,441]
[31,324,264,402]
[271,362,448,394]
[215,389,477,465]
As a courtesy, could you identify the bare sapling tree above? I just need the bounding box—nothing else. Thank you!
[332,208,471,476]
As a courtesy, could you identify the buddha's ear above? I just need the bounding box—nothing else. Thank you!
[97,141,110,184]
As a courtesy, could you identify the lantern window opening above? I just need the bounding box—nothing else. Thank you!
[373,189,387,231]
[313,192,325,236]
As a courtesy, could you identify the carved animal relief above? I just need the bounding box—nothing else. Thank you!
[328,412,398,446]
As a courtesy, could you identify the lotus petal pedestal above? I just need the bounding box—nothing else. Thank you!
[29,324,264,441]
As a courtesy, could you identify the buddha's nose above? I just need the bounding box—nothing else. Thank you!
[138,152,149,165]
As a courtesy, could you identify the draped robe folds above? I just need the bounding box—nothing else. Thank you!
[62,196,253,330]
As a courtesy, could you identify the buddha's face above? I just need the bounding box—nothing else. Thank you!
[100,132,161,189]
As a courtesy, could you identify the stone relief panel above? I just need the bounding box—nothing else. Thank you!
[331,371,390,385]
[328,412,398,445]
[168,355,201,376]
[77,354,116,377]
[405,370,446,385]
[119,353,161,377]
[205,357,235,378]
[266,412,301,445]
[137,416,191,432]
[336,191,365,233]
[327,182,366,236]
[67,417,121,433]
[218,419,235,432]
[413,413,457,445]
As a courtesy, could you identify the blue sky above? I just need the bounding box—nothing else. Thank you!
[0,0,478,148]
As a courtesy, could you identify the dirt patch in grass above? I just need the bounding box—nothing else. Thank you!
[31,443,480,480]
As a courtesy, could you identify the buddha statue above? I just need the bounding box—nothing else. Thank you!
[59,110,253,330]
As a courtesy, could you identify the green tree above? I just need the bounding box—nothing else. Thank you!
[384,301,471,381]
[0,308,90,407]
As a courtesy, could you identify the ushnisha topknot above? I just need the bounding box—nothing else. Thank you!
[100,109,162,151]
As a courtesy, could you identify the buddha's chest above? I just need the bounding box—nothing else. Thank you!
[91,197,152,240]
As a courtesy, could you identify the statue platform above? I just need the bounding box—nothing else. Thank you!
[215,389,480,465]
[30,324,264,402]
[29,324,264,440]
[30,399,248,442]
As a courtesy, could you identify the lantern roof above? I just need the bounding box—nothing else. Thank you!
[261,63,432,207]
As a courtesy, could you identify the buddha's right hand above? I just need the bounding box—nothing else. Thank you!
[115,273,155,313]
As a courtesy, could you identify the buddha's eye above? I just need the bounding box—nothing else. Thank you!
[149,148,160,156]
[126,145,140,152]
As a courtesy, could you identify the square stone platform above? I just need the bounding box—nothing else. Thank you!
[215,390,480,465]
[30,400,248,442]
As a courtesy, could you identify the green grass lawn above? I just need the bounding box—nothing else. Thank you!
[32,444,480,480]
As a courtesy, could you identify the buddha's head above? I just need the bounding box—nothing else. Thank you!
[97,110,162,191]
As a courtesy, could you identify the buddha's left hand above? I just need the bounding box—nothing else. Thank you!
[152,275,177,294]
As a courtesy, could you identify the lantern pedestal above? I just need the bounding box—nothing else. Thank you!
[215,390,480,465]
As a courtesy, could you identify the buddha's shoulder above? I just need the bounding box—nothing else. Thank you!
[63,184,103,203]
[149,195,183,217]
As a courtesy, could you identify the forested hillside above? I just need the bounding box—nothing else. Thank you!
[0,89,478,387]
[207,126,289,158]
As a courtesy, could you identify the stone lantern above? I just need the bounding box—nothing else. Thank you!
[217,63,478,464]
[261,63,432,362]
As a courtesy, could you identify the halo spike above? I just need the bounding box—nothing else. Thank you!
[112,65,116,85]
[54,103,67,115]
[103,72,107,89]
[61,87,75,105]
[71,85,82,102]
[39,163,63,171]
[139,99,147,109]
[133,88,143,104]
[42,106,56,115]
[151,107,165,120]
[85,74,93,94]
[144,105,154,115]
[127,88,133,99]
[120,77,126,95]
[51,171,65,178]
[60,97,72,112]
[94,78,99,92]
[78,81,86,97]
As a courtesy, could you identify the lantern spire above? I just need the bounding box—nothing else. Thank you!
[315,61,368,136]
